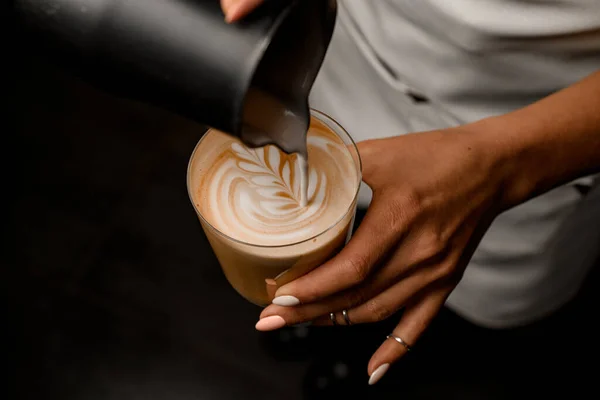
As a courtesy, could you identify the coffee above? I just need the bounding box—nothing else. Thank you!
[188,111,361,306]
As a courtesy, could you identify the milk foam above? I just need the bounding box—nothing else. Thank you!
[191,124,359,246]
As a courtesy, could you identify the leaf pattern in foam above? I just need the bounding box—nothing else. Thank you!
[231,142,256,163]
[231,142,300,207]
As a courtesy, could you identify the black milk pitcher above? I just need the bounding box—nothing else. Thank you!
[12,0,338,154]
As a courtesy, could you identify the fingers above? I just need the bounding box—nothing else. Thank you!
[310,261,449,327]
[366,285,450,385]
[258,263,433,329]
[221,0,265,22]
[220,0,236,15]
[312,278,422,327]
[272,196,406,306]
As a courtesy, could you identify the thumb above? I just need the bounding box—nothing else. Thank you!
[356,139,383,188]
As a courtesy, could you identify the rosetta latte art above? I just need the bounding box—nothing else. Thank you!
[201,133,357,246]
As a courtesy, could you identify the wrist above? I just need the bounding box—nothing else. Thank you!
[468,71,600,210]
[461,114,542,211]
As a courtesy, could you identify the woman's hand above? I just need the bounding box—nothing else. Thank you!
[221,0,265,22]
[255,119,516,383]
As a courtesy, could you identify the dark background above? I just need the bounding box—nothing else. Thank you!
[6,49,599,399]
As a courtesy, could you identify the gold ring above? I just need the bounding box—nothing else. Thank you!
[387,333,412,351]
[329,312,337,326]
[342,309,352,325]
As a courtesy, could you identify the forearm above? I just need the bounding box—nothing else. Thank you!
[475,70,600,208]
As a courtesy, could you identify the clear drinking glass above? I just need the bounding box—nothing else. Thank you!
[187,110,362,306]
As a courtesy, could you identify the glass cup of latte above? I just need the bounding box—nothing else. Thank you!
[187,110,362,306]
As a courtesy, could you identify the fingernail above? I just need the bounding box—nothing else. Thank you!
[368,363,390,385]
[272,295,300,307]
[255,315,286,331]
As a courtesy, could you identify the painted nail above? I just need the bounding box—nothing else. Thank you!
[255,315,286,331]
[368,363,390,385]
[272,295,300,307]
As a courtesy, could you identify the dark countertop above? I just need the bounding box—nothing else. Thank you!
[7,55,599,400]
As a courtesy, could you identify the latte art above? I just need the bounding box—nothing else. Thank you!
[230,142,316,210]
[191,122,359,246]
[188,112,361,306]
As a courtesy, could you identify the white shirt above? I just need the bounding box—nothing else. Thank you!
[309,0,600,328]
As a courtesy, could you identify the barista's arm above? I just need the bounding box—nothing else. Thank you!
[254,70,600,384]
[485,69,600,208]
